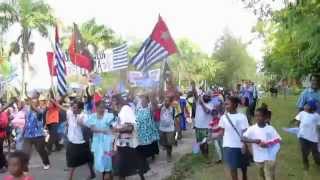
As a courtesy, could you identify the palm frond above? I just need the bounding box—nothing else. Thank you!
[0,2,18,32]
[19,0,55,36]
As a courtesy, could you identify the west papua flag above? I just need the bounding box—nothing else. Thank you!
[131,16,177,71]
[68,23,94,72]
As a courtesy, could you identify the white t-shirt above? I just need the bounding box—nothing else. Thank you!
[116,105,139,148]
[219,113,249,148]
[243,124,281,162]
[295,111,320,143]
[118,105,136,125]
[195,100,214,129]
[67,110,85,144]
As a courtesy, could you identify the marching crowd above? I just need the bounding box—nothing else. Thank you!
[0,75,319,180]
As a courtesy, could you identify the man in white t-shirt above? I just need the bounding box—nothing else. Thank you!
[191,82,213,160]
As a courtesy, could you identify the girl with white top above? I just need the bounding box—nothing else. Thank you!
[295,100,320,171]
[218,96,249,180]
[243,107,281,180]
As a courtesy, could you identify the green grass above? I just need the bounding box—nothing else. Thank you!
[168,95,320,180]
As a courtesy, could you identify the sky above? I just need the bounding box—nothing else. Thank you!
[4,0,270,89]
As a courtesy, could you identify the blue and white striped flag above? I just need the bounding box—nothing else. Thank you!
[54,26,67,96]
[112,44,128,70]
[131,16,177,71]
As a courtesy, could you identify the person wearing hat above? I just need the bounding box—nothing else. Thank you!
[294,99,320,171]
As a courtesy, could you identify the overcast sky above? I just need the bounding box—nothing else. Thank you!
[5,0,276,89]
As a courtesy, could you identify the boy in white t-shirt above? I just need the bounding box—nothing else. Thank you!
[294,100,320,171]
[243,107,281,180]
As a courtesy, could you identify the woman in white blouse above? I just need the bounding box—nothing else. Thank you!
[111,95,149,180]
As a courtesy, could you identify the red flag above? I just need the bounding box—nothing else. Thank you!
[46,52,57,76]
[68,23,94,72]
[151,16,177,55]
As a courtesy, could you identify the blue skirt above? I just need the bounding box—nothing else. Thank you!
[223,147,247,170]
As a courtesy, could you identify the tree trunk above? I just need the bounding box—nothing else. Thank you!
[21,51,25,96]
[21,28,31,97]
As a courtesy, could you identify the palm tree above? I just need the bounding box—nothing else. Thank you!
[63,18,122,54]
[0,0,55,95]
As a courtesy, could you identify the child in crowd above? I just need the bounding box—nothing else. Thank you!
[209,110,223,164]
[4,151,33,180]
[237,96,249,115]
[243,106,281,180]
[159,96,176,162]
[295,100,320,171]
[261,103,272,125]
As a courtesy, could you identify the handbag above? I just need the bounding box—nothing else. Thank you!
[225,113,252,166]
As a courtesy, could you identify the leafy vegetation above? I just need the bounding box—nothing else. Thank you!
[243,0,320,81]
[213,31,257,88]
[169,95,320,180]
[62,18,123,53]
[0,0,55,94]
[169,32,256,89]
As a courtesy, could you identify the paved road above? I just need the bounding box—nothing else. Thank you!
[0,130,194,180]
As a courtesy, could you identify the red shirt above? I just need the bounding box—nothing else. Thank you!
[0,111,9,138]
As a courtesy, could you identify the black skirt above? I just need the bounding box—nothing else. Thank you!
[116,146,150,177]
[66,141,93,168]
[136,141,159,158]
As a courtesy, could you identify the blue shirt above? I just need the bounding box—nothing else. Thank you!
[24,110,45,138]
[297,88,320,113]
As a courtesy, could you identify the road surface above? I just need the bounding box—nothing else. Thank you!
[0,130,194,180]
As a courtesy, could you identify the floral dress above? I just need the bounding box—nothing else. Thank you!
[86,112,114,173]
[135,107,160,145]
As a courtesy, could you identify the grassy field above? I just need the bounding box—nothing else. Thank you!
[167,96,320,180]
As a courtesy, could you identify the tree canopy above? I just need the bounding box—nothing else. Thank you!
[213,31,257,88]
[243,0,320,80]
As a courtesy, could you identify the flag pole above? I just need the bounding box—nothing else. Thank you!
[48,29,56,94]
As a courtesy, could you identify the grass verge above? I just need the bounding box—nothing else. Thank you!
[167,96,320,180]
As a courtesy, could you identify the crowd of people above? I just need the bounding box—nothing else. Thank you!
[0,75,319,180]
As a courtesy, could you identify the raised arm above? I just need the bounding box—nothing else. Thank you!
[191,81,198,100]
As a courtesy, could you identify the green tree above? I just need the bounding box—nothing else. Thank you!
[243,0,320,81]
[212,31,257,88]
[0,0,55,94]
[63,18,123,53]
[170,38,222,86]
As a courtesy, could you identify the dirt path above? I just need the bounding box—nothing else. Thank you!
[129,129,194,180]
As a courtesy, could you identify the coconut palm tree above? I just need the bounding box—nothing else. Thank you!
[63,18,122,54]
[0,0,55,94]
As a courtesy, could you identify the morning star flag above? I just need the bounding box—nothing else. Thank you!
[69,23,94,72]
[131,16,177,71]
[54,25,67,96]
[112,44,128,70]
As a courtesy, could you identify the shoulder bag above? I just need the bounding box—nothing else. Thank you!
[225,113,252,166]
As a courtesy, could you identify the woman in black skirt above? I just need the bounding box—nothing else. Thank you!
[135,94,160,160]
[112,95,149,180]
[54,100,95,180]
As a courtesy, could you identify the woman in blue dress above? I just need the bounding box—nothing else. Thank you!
[135,95,160,159]
[86,101,114,180]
